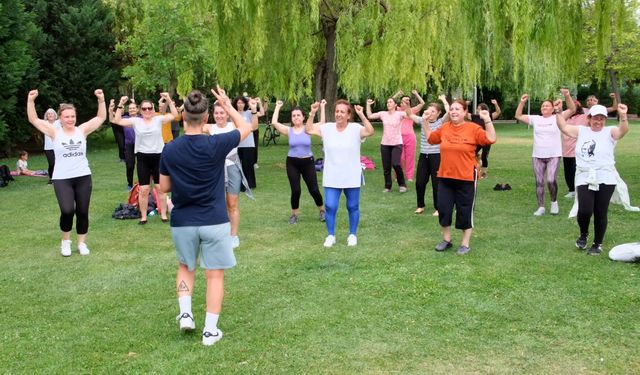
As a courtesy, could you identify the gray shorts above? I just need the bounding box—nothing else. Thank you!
[226,164,242,195]
[171,223,236,271]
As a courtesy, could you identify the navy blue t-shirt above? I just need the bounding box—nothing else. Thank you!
[160,131,240,226]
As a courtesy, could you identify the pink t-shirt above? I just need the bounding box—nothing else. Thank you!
[379,111,405,145]
[400,108,420,136]
[562,113,588,157]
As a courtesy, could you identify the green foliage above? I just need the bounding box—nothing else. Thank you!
[0,0,37,151]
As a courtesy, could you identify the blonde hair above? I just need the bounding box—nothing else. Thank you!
[58,103,76,117]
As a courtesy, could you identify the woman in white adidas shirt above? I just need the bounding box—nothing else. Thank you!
[27,89,106,256]
[556,103,629,255]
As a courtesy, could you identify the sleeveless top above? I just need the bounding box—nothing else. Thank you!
[288,127,313,158]
[52,127,91,180]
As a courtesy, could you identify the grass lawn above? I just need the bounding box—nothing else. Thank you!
[1,121,639,374]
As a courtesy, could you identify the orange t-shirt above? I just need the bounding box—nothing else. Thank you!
[428,121,495,181]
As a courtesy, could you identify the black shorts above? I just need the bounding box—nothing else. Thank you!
[136,152,161,185]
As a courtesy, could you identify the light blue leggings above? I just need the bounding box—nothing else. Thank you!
[324,187,360,236]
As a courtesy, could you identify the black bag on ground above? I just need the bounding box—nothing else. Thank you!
[112,203,141,219]
[0,165,14,187]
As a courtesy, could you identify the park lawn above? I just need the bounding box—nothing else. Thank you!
[0,121,638,374]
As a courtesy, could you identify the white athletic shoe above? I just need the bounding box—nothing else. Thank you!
[176,312,195,332]
[399,186,407,193]
[564,191,576,198]
[323,235,336,248]
[202,328,223,346]
[60,240,72,257]
[533,207,545,216]
[77,243,90,256]
[550,201,559,215]
[347,234,358,246]
[231,236,240,249]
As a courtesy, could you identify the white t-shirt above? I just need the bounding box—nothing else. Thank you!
[575,126,617,186]
[133,117,164,154]
[530,115,562,158]
[52,127,91,180]
[44,120,61,150]
[209,122,238,166]
[17,159,28,173]
[320,122,363,188]
[237,110,255,148]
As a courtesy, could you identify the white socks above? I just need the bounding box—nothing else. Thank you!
[178,296,192,315]
[205,312,219,332]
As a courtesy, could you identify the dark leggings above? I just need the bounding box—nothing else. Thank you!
[562,157,576,193]
[286,156,323,210]
[124,143,135,187]
[53,175,92,234]
[112,124,125,160]
[45,149,55,178]
[416,153,440,209]
[479,145,491,168]
[437,177,476,230]
[238,147,256,189]
[577,184,615,245]
[253,129,259,164]
[381,144,405,189]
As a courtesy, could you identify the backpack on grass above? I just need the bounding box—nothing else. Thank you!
[0,165,14,187]
[126,182,162,215]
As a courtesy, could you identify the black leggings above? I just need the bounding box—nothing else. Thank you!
[562,157,576,193]
[45,149,55,178]
[381,144,405,189]
[577,184,615,245]
[478,144,491,168]
[112,124,125,160]
[124,143,135,187]
[238,147,256,188]
[416,153,440,209]
[286,156,323,210]
[53,175,92,234]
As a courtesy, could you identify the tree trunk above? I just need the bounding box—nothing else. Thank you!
[314,18,338,121]
[608,68,620,104]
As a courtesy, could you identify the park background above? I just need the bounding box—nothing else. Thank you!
[1,0,639,373]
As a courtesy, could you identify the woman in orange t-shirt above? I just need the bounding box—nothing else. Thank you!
[426,99,496,255]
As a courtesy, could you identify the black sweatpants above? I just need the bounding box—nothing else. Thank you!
[416,153,440,209]
[437,177,476,230]
[381,144,405,189]
[238,147,256,189]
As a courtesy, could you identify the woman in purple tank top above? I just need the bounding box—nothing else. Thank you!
[271,100,325,224]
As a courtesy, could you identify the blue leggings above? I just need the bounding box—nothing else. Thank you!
[324,187,360,236]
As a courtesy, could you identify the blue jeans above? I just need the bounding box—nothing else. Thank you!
[324,187,360,236]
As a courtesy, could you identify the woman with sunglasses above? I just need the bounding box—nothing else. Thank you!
[114,93,178,224]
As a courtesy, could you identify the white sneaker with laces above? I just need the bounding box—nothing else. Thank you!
[77,243,90,256]
[323,235,336,248]
[60,240,72,257]
[231,236,240,249]
[533,207,545,216]
[177,312,195,332]
[550,201,559,215]
[564,191,575,198]
[347,234,357,246]
[202,328,223,346]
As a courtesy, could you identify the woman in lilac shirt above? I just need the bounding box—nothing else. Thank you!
[271,100,325,224]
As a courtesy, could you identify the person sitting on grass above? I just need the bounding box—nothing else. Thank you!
[16,151,48,176]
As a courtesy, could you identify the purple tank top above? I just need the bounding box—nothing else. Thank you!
[288,127,313,158]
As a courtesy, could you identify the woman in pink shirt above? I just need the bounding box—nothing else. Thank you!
[561,100,588,198]
[396,90,425,182]
[366,97,409,193]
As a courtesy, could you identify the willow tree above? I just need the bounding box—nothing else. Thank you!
[117,0,626,115]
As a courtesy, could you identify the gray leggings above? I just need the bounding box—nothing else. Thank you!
[532,157,560,207]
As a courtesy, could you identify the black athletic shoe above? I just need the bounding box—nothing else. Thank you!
[587,244,602,256]
[575,234,588,250]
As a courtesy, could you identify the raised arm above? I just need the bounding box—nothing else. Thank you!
[478,109,496,143]
[366,99,381,120]
[611,103,629,140]
[421,110,433,141]
[248,98,260,130]
[211,86,253,141]
[26,90,56,139]
[355,104,374,138]
[560,88,576,119]
[270,100,290,136]
[158,92,177,123]
[256,97,266,117]
[392,90,403,100]
[490,99,502,120]
[305,101,322,137]
[439,94,451,122]
[555,111,579,138]
[320,99,327,124]
[411,90,425,113]
[108,99,116,123]
[113,96,135,127]
[607,93,618,113]
[79,89,107,136]
[514,94,530,124]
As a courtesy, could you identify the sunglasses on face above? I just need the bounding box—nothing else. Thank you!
[140,107,153,111]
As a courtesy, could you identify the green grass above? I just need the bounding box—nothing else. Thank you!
[1,122,639,374]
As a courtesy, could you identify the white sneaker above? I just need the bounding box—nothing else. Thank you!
[176,312,195,332]
[347,234,357,246]
[231,236,240,249]
[323,235,336,248]
[202,328,223,346]
[399,186,407,193]
[60,240,72,257]
[77,243,90,256]
[564,191,575,198]
[533,207,545,216]
[550,201,559,215]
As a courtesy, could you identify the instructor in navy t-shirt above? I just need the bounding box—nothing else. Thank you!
[159,86,254,346]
